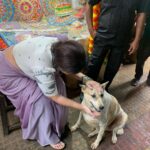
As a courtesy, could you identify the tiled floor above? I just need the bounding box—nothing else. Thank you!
[0,58,150,150]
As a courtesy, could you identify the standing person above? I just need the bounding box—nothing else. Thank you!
[86,0,146,91]
[0,36,101,150]
[131,0,150,86]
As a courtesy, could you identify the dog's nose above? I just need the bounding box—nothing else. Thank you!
[99,106,104,110]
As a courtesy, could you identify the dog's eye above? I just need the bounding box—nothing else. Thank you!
[100,93,104,97]
[92,94,96,98]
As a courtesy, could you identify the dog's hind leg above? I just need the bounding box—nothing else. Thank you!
[88,128,99,137]
[112,113,128,144]
[71,112,82,132]
[112,127,118,144]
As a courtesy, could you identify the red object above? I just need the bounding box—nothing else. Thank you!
[74,6,86,19]
[0,38,8,50]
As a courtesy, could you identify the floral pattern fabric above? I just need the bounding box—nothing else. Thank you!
[0,0,15,23]
[13,0,43,22]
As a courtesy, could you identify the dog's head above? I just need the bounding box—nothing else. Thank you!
[81,82,108,112]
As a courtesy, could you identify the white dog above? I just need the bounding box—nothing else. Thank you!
[71,82,128,149]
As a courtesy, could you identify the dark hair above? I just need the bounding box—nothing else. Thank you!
[51,40,87,74]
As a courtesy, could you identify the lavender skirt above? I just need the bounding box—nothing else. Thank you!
[0,52,68,146]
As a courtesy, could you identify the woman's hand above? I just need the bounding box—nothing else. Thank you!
[75,73,102,92]
[86,80,102,92]
[82,104,101,117]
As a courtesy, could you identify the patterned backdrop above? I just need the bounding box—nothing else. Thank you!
[40,0,57,16]
[0,0,78,28]
[13,0,43,22]
[0,0,15,23]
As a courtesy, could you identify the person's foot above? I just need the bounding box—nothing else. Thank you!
[50,141,65,150]
[146,78,150,86]
[131,78,140,86]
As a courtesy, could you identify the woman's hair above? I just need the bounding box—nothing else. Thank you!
[51,40,88,74]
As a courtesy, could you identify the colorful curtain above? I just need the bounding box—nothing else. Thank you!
[0,0,15,23]
[13,0,43,22]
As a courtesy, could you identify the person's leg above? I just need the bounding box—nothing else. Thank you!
[147,71,150,86]
[135,50,146,79]
[102,46,125,90]
[131,49,145,86]
[22,74,68,149]
[87,40,108,80]
[131,39,150,86]
[80,41,108,102]
[146,42,150,86]
[22,94,68,149]
[146,41,150,86]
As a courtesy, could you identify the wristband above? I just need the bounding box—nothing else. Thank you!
[82,75,92,84]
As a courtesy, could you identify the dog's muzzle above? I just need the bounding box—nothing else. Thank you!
[90,102,104,112]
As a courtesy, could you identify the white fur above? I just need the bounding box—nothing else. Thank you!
[71,83,128,149]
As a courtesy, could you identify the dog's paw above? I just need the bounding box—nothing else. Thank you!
[112,136,117,144]
[91,142,99,149]
[117,128,124,135]
[88,132,97,138]
[70,125,78,132]
[88,133,94,138]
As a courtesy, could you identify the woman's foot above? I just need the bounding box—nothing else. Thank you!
[50,141,65,150]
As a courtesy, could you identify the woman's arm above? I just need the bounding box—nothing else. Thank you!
[50,95,100,117]
[51,95,83,110]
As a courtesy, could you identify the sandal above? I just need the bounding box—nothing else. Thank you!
[50,141,65,150]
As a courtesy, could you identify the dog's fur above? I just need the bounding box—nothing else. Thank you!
[71,82,128,149]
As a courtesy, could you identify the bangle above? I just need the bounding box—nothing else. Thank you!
[82,75,92,84]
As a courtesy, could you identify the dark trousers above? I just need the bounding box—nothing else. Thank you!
[87,38,126,89]
[135,38,150,80]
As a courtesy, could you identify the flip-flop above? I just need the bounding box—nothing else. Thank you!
[50,141,65,150]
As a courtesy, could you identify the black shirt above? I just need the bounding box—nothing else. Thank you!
[88,0,146,46]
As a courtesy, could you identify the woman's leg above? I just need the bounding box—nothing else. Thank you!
[22,74,68,147]
[22,94,68,147]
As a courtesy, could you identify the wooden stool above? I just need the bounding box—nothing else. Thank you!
[0,92,20,135]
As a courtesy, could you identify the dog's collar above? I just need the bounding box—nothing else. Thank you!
[90,102,101,112]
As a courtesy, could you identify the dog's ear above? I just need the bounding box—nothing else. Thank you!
[79,84,86,92]
[101,81,109,89]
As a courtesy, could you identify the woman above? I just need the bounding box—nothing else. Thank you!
[0,36,100,150]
